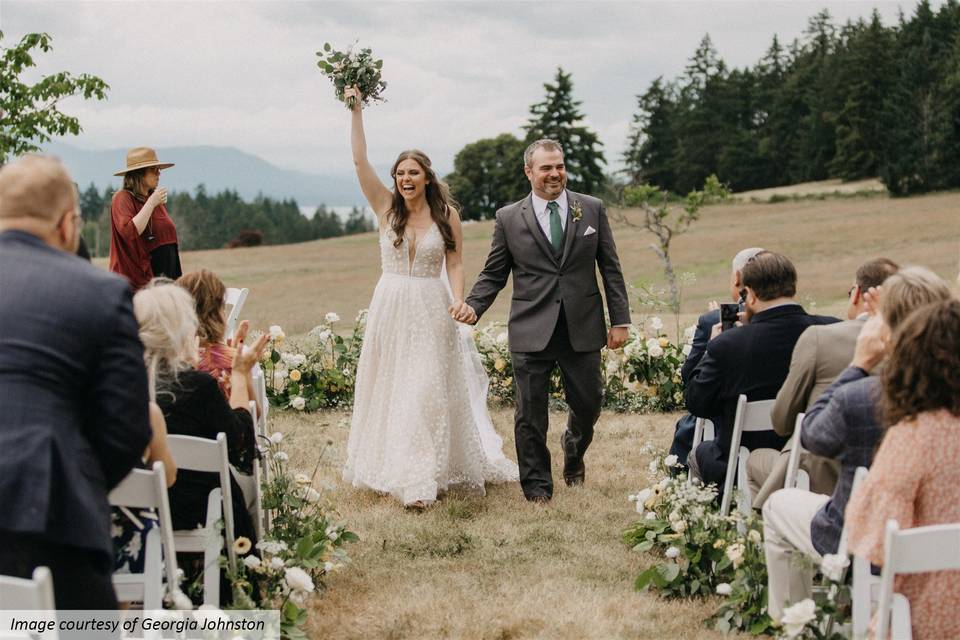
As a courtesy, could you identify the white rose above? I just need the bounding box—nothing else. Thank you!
[726,542,746,568]
[668,510,681,523]
[673,519,687,533]
[291,396,306,411]
[664,546,680,559]
[820,553,850,583]
[649,316,664,331]
[647,342,665,358]
[284,566,315,593]
[780,598,817,637]
[269,325,285,340]
[270,432,283,444]
[269,557,285,570]
[243,555,261,570]
[715,582,732,596]
[644,511,657,520]
[748,529,763,545]
[664,454,679,467]
[256,540,287,554]
[325,312,340,323]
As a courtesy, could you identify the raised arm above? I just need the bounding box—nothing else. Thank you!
[344,86,393,220]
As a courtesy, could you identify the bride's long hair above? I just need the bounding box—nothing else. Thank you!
[388,150,457,252]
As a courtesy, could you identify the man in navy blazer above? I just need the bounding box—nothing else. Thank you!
[668,248,765,466]
[0,156,151,608]
[685,251,838,488]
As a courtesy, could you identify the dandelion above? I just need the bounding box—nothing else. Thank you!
[270,432,283,444]
[275,451,289,462]
[233,536,252,555]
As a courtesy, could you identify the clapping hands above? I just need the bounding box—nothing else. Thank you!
[449,300,477,325]
[228,320,270,374]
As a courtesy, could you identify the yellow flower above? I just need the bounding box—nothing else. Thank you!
[289,369,302,382]
[494,358,506,372]
[713,539,726,549]
[234,536,252,555]
[659,337,669,348]
[502,377,512,388]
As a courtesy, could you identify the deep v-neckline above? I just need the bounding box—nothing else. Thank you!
[406,222,435,273]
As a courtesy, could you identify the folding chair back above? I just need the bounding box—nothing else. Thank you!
[0,567,57,639]
[166,433,237,605]
[108,461,179,609]
[721,395,776,517]
[784,413,810,490]
[224,287,249,341]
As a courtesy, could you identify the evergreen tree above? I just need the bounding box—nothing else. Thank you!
[524,68,606,194]
[622,77,678,189]
[310,205,344,238]
[446,133,529,220]
[344,206,375,234]
[79,182,103,221]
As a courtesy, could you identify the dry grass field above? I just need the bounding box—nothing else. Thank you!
[103,192,956,638]
[175,191,960,338]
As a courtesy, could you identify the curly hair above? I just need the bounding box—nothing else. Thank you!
[882,298,960,428]
[177,269,227,345]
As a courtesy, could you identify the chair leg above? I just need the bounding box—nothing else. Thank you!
[142,528,162,611]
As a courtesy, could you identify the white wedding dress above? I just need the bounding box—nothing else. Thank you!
[343,221,519,505]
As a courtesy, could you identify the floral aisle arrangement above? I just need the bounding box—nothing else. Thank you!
[315,41,387,110]
[770,554,851,640]
[261,311,365,411]
[229,433,358,640]
[260,314,693,413]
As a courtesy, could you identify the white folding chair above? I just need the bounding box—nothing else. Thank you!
[223,287,249,341]
[687,417,714,485]
[251,365,269,438]
[784,412,811,491]
[235,399,265,541]
[844,466,886,639]
[109,461,180,610]
[873,520,960,640]
[0,567,57,639]
[167,433,237,606]
[720,395,777,517]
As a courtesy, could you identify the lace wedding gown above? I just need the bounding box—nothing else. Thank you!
[343,222,519,505]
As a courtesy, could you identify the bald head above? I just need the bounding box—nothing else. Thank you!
[0,155,77,224]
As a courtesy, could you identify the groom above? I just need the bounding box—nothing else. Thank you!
[454,138,630,502]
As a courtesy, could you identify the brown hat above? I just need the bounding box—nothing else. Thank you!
[113,147,175,176]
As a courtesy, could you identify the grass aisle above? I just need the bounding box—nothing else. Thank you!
[274,408,731,639]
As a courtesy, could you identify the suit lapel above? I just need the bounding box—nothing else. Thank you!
[520,194,559,266]
[559,190,578,267]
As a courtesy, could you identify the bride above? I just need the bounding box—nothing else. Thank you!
[340,86,518,508]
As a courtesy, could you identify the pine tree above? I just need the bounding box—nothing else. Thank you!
[622,77,678,189]
[524,68,606,194]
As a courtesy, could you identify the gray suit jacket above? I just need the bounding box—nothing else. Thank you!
[466,190,630,353]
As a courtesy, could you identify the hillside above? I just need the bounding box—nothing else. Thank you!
[135,192,960,337]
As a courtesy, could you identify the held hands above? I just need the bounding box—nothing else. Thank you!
[607,326,628,350]
[228,320,270,374]
[449,301,478,325]
[851,314,887,372]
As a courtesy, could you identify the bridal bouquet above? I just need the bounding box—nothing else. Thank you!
[316,41,387,109]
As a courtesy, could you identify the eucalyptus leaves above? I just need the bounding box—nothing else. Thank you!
[315,41,387,110]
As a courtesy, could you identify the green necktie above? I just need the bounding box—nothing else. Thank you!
[547,200,563,252]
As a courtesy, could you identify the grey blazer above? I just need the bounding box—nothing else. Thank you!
[466,190,630,353]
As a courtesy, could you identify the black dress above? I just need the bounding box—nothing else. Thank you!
[158,369,257,544]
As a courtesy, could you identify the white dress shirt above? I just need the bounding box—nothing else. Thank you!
[531,191,568,240]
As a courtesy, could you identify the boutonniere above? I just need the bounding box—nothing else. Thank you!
[571,200,583,222]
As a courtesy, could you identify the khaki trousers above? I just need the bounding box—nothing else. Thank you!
[762,488,829,621]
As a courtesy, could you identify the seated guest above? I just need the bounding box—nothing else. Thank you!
[846,298,960,640]
[669,247,764,468]
[749,257,899,507]
[763,266,952,623]
[0,155,151,609]
[177,269,261,415]
[132,282,269,549]
[684,251,838,488]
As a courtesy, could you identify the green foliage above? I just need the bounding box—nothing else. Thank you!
[0,32,109,164]
[525,67,606,194]
[445,133,530,220]
[622,2,960,195]
[315,41,386,110]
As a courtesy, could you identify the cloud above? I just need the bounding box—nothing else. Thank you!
[2,0,924,177]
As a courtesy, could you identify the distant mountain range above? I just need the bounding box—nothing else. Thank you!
[42,142,365,207]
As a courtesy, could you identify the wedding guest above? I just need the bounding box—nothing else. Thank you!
[748,257,899,507]
[846,297,960,640]
[132,282,268,549]
[684,251,838,488]
[109,147,180,290]
[0,155,151,609]
[177,269,261,415]
[668,247,764,468]
[762,266,952,622]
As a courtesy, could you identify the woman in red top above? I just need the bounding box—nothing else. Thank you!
[109,147,181,289]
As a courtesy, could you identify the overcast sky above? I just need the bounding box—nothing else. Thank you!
[1,1,935,177]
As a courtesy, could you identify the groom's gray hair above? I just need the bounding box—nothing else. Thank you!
[524,139,564,167]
